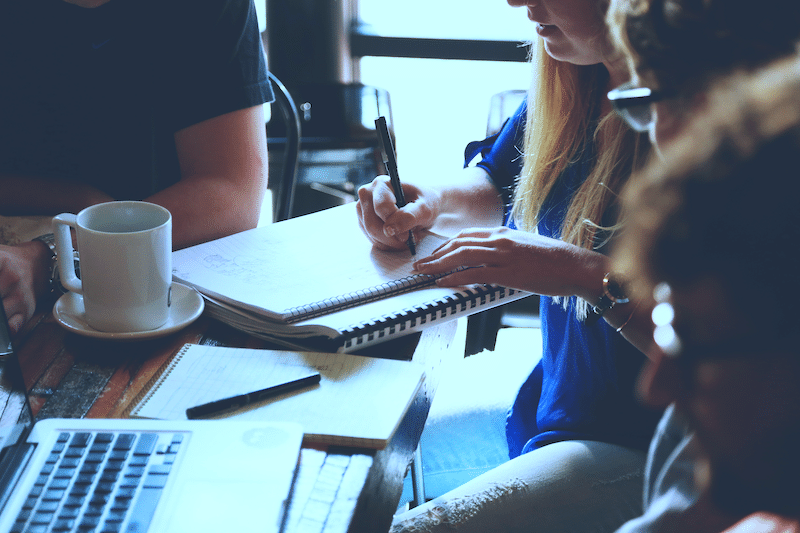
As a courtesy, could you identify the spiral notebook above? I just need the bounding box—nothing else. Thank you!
[128,344,426,449]
[172,204,530,353]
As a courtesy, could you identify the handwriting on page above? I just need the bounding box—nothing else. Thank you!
[172,205,448,318]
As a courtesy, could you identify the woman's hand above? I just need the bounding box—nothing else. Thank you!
[413,227,607,299]
[356,175,442,251]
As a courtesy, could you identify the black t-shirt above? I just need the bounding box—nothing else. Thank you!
[0,0,273,200]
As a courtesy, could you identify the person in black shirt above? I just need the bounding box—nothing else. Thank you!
[0,0,273,333]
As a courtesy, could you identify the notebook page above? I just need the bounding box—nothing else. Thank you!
[131,344,425,448]
[172,204,448,321]
[131,345,319,420]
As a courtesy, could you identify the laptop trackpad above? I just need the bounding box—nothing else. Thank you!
[164,480,284,532]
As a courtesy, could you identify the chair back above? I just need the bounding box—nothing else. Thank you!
[267,72,302,222]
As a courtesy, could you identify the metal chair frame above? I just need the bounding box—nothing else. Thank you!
[267,72,302,222]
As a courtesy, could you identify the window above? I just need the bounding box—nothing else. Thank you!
[355,0,532,184]
[357,0,531,41]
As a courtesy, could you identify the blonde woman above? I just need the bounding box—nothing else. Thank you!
[357,0,657,531]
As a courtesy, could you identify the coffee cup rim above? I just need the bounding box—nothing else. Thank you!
[77,201,171,235]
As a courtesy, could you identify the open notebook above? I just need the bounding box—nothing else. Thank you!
[0,307,304,533]
[127,344,426,449]
[172,204,530,352]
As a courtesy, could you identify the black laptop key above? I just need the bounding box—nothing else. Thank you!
[69,483,90,497]
[70,433,91,448]
[48,478,70,490]
[63,447,85,459]
[53,518,76,531]
[59,457,80,469]
[37,501,58,513]
[124,466,144,479]
[133,434,158,456]
[80,514,101,528]
[124,487,163,533]
[94,433,114,444]
[42,489,65,501]
[30,510,54,525]
[100,469,120,483]
[59,504,80,516]
[113,434,136,451]
[105,460,124,472]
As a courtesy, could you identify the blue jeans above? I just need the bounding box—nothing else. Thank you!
[391,440,647,533]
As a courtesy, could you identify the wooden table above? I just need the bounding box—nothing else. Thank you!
[11,304,466,533]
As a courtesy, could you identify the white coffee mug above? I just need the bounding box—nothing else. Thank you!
[53,201,172,333]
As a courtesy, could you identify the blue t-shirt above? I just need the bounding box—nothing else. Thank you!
[465,101,659,457]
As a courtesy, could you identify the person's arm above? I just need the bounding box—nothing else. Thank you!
[357,165,505,251]
[0,174,114,215]
[0,104,267,332]
[0,172,112,335]
[412,226,656,356]
[146,104,268,250]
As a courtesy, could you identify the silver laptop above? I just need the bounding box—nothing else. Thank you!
[0,306,304,533]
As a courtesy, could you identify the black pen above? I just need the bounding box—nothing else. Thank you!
[375,116,417,256]
[185,372,321,419]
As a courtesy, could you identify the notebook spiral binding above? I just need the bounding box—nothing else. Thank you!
[285,272,446,323]
[341,284,522,350]
[124,344,192,418]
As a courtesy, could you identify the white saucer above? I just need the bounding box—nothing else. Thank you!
[53,282,205,341]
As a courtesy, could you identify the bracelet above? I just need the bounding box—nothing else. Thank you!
[616,300,641,333]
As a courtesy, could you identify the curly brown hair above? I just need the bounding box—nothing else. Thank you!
[615,56,800,331]
[608,0,800,96]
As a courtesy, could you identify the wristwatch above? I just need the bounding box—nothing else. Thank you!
[586,272,629,325]
[32,233,79,297]
[32,233,62,296]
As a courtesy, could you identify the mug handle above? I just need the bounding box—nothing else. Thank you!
[52,214,82,294]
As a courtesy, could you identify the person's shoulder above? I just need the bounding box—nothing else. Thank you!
[723,513,800,533]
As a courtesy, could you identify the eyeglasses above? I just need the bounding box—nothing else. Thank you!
[651,282,800,365]
[607,82,667,133]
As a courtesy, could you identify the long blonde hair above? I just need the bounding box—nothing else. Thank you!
[511,39,646,314]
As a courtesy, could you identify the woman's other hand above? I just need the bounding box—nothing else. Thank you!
[413,226,606,299]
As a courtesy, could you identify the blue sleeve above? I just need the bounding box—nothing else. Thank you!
[463,100,527,208]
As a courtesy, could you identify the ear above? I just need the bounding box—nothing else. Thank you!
[689,90,709,116]
[637,349,683,408]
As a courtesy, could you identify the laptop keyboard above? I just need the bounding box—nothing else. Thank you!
[12,430,183,533]
[284,449,373,533]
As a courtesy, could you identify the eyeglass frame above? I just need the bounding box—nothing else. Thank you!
[651,282,800,365]
[607,82,670,133]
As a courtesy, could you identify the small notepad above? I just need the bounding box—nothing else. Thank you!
[129,344,426,449]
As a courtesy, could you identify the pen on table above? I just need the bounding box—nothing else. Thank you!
[375,116,417,256]
[185,372,321,420]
